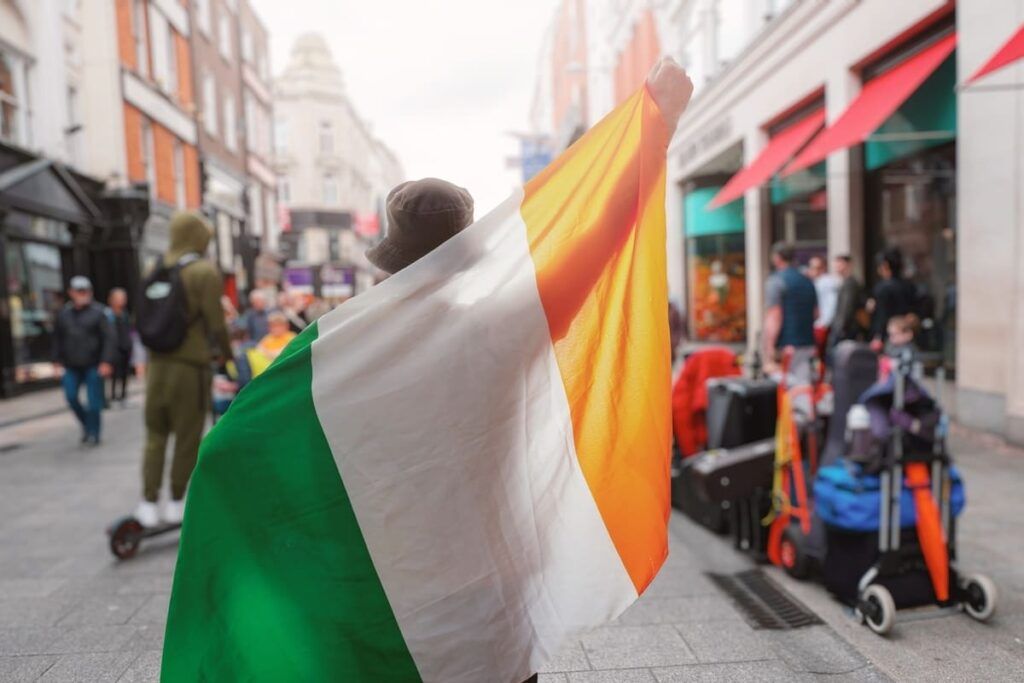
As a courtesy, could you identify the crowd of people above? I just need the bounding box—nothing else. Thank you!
[760,242,931,384]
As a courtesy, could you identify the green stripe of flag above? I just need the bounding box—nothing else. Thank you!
[162,322,421,682]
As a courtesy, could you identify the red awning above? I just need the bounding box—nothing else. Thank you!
[967,24,1024,84]
[783,33,957,176]
[708,109,825,209]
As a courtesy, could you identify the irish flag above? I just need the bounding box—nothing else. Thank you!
[163,86,672,682]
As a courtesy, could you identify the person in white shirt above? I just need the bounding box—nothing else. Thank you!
[808,255,841,329]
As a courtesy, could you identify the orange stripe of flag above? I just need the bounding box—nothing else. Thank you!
[521,87,672,593]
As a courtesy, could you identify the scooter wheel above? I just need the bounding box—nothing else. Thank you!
[860,584,896,636]
[780,526,810,580]
[109,518,144,560]
[961,573,997,622]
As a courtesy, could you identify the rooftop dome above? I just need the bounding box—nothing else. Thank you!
[277,32,345,98]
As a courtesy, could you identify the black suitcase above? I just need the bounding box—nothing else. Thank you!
[671,450,729,535]
[823,527,941,607]
[690,438,775,503]
[706,378,778,449]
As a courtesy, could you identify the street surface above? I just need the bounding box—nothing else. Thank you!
[1,390,1023,681]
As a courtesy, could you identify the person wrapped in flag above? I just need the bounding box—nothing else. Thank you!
[162,58,693,682]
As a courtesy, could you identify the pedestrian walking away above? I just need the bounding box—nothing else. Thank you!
[135,212,232,529]
[762,242,818,384]
[105,287,134,404]
[52,276,116,446]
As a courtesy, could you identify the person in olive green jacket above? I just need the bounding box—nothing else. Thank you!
[135,212,233,528]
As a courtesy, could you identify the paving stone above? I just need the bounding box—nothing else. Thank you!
[674,620,776,663]
[0,627,61,656]
[0,654,59,682]
[118,650,161,682]
[567,668,656,682]
[540,640,591,672]
[761,626,868,675]
[616,595,740,626]
[125,593,169,625]
[55,594,149,627]
[38,651,137,682]
[122,623,163,652]
[581,625,696,669]
[642,568,719,599]
[0,578,66,599]
[45,625,138,655]
[537,674,568,683]
[652,660,795,682]
[0,596,80,629]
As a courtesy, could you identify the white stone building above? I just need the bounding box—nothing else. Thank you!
[272,33,403,272]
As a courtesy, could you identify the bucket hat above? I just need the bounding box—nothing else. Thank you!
[366,178,474,274]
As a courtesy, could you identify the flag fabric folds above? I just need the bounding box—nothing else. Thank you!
[163,86,672,683]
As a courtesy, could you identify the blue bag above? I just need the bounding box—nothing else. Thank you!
[814,462,965,532]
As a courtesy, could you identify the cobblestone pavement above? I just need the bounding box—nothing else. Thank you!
[1,391,1022,681]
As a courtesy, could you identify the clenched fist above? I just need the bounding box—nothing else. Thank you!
[646,57,694,133]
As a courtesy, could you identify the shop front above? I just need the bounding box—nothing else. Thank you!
[0,145,139,397]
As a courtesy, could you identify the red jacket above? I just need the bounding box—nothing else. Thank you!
[672,347,740,457]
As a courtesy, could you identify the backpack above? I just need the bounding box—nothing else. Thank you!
[137,254,199,353]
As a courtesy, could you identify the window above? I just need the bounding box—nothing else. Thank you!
[223,94,236,151]
[219,13,232,61]
[141,118,156,194]
[274,118,288,155]
[278,177,290,202]
[173,140,186,207]
[202,72,217,135]
[132,0,149,76]
[248,183,263,236]
[148,9,176,95]
[241,28,254,64]
[0,49,29,146]
[244,93,257,151]
[319,121,333,155]
[322,174,338,204]
[195,0,211,35]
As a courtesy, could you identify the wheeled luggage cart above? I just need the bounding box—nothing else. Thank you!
[851,350,996,634]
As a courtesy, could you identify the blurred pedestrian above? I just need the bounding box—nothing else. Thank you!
[868,248,915,353]
[762,242,818,384]
[52,276,115,446]
[279,291,308,333]
[105,287,134,405]
[235,289,270,342]
[136,212,232,528]
[878,313,920,380]
[807,255,839,363]
[827,254,864,350]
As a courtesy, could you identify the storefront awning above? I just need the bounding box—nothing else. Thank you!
[967,24,1024,84]
[783,32,957,176]
[708,110,825,209]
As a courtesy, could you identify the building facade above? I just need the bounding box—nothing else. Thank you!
[272,33,403,296]
[534,0,1024,444]
[0,0,150,396]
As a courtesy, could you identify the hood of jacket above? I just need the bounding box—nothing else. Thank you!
[164,212,213,265]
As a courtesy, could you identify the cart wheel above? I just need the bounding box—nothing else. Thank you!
[860,584,896,636]
[780,526,810,579]
[109,518,143,560]
[962,573,997,622]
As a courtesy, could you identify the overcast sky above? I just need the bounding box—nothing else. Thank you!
[250,0,558,215]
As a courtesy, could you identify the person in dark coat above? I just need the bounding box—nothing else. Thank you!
[827,254,864,350]
[52,276,116,446]
[868,248,916,352]
[105,287,134,404]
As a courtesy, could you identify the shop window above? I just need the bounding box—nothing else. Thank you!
[770,161,827,263]
[4,239,66,384]
[866,145,956,364]
[684,187,747,342]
